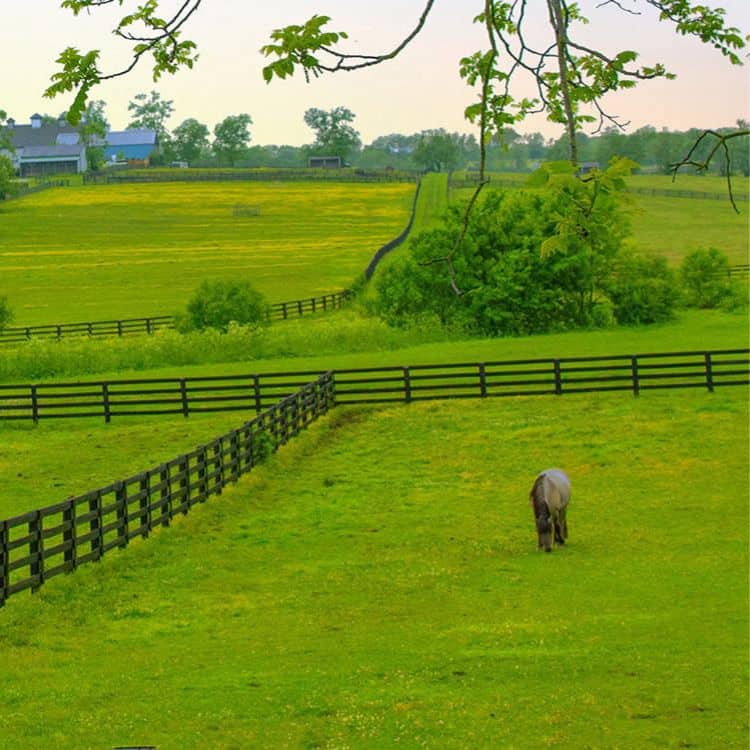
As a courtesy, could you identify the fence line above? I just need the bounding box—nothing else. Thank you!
[449,174,750,202]
[0,291,352,346]
[84,169,419,186]
[0,348,747,605]
[0,372,335,607]
[2,179,70,202]
[364,179,422,279]
[0,348,746,424]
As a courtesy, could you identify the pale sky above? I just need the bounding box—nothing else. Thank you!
[2,0,749,145]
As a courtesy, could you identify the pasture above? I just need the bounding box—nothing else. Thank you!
[0,390,746,748]
[0,180,414,325]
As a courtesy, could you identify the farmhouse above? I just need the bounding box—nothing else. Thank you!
[1,114,87,176]
[0,114,159,173]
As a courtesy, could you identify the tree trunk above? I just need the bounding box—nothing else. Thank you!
[547,0,578,167]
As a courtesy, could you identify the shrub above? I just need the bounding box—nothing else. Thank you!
[680,247,737,309]
[605,252,679,325]
[0,295,13,331]
[184,279,267,332]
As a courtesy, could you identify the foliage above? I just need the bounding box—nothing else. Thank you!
[79,99,109,171]
[412,129,461,172]
[127,90,174,141]
[184,279,267,332]
[0,154,17,200]
[604,251,679,325]
[172,117,210,165]
[680,247,748,311]
[0,295,13,331]
[303,106,361,162]
[213,114,253,166]
[374,160,638,335]
[251,430,275,463]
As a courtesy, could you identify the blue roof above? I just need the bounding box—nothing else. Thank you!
[106,129,157,146]
[104,144,156,160]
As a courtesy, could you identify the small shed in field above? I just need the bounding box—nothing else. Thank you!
[308,156,342,169]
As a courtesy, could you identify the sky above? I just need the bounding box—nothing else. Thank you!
[2,0,749,145]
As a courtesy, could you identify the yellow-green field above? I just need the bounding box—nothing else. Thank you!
[0,181,415,325]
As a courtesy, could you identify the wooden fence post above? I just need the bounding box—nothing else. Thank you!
[180,378,189,417]
[89,491,103,561]
[553,360,563,395]
[704,352,714,393]
[63,500,76,572]
[179,456,190,513]
[159,464,171,527]
[102,383,111,423]
[253,375,262,414]
[630,356,640,397]
[197,449,208,503]
[213,440,224,495]
[478,363,487,398]
[139,473,151,536]
[403,367,412,403]
[30,385,39,424]
[229,431,240,483]
[0,520,8,607]
[29,511,43,593]
[115,481,128,548]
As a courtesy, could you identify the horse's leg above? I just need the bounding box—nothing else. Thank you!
[553,509,565,545]
[560,506,568,540]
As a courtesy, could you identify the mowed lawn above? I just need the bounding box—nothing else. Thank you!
[0,390,747,749]
[0,181,415,324]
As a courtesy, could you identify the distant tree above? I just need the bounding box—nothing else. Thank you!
[172,118,210,165]
[0,295,13,331]
[79,99,109,171]
[127,90,174,141]
[0,154,17,200]
[303,106,361,162]
[412,129,460,172]
[212,114,252,166]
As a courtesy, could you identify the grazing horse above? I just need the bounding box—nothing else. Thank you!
[529,469,570,552]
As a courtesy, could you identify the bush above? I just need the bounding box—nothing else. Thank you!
[183,279,267,332]
[605,252,679,325]
[0,295,13,331]
[680,247,739,309]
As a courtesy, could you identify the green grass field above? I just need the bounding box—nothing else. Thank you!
[0,390,746,748]
[0,181,414,325]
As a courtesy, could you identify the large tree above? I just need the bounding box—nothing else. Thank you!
[127,90,174,140]
[212,114,252,166]
[303,106,361,162]
[172,117,210,165]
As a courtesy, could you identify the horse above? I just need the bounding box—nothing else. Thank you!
[529,469,570,552]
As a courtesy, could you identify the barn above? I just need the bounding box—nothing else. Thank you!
[103,130,159,165]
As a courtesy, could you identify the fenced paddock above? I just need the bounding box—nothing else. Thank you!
[0,372,334,606]
[0,349,746,423]
[0,291,351,345]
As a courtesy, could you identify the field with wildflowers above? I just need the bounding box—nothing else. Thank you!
[0,180,414,325]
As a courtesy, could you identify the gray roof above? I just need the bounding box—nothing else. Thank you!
[56,132,81,146]
[2,123,80,148]
[106,129,157,146]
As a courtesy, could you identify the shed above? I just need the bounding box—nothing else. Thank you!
[308,156,342,169]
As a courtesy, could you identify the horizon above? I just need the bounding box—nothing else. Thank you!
[2,1,748,146]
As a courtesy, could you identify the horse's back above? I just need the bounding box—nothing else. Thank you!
[539,469,570,511]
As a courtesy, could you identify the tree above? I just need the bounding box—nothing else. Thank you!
[127,90,174,141]
[303,106,361,162]
[79,99,109,171]
[184,279,267,332]
[212,114,252,166]
[172,118,210,165]
[412,130,461,173]
[0,154,17,201]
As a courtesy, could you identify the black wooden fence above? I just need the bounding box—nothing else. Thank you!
[1,349,746,424]
[0,291,352,345]
[0,372,335,607]
[84,169,419,186]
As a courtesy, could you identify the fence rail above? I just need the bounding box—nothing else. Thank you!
[84,169,418,185]
[449,173,750,202]
[0,291,352,345]
[0,372,335,607]
[0,349,746,424]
